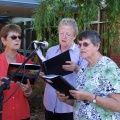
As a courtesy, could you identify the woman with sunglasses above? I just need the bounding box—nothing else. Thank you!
[40,18,87,120]
[0,24,32,120]
[57,30,120,120]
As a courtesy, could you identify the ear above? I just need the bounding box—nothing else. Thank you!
[95,43,100,50]
[1,37,6,46]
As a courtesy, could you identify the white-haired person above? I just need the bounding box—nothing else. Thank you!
[40,18,87,120]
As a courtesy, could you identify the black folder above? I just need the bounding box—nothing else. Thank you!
[41,74,76,99]
[7,63,41,85]
[42,50,73,76]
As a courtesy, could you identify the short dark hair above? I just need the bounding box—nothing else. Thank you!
[78,30,101,45]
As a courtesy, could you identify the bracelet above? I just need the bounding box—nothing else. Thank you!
[92,95,97,103]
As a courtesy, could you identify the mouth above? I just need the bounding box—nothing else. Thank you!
[61,40,66,42]
[81,51,86,53]
[15,43,20,46]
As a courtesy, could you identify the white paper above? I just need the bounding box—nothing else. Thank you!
[34,43,46,62]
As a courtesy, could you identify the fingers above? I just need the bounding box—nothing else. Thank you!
[0,81,3,86]
[1,77,9,80]
[62,61,76,71]
[21,84,27,91]
[21,79,31,91]
[65,61,72,64]
[56,91,69,102]
[69,89,80,99]
[26,79,30,86]
[56,91,65,97]
[39,72,45,77]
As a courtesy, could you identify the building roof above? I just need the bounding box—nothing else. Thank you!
[0,0,40,18]
[0,0,39,8]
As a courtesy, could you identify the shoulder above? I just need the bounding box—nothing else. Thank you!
[47,44,59,53]
[101,56,118,67]
[0,52,5,61]
[99,56,119,77]
[46,45,59,58]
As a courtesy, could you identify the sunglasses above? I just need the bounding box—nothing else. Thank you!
[10,35,23,40]
[78,42,91,47]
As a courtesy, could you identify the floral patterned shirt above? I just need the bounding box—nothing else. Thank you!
[74,56,120,120]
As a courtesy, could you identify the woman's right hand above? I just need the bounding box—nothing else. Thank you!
[39,71,45,77]
[56,91,69,102]
[56,91,74,106]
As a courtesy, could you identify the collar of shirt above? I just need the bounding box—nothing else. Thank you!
[55,42,76,54]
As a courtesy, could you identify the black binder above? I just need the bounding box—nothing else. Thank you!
[7,63,41,85]
[41,74,76,99]
[42,50,73,76]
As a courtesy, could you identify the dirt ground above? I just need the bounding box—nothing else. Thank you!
[30,111,45,120]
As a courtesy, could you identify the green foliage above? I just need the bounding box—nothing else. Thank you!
[32,0,120,54]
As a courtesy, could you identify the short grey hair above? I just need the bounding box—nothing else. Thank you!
[78,30,101,45]
[58,18,78,36]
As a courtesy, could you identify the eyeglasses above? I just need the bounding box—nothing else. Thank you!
[78,42,91,48]
[59,32,73,38]
[10,35,22,40]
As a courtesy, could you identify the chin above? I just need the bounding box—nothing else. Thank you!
[81,54,87,59]
[13,48,19,51]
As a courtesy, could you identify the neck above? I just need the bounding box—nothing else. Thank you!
[5,50,17,63]
[60,45,70,53]
[88,53,102,67]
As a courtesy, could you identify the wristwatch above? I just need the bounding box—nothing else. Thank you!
[93,95,97,103]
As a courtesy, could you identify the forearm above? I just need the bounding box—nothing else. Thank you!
[96,95,120,112]
[87,93,120,112]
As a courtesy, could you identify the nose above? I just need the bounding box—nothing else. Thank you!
[63,34,67,38]
[79,45,84,50]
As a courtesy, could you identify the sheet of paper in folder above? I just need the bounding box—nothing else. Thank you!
[7,63,41,85]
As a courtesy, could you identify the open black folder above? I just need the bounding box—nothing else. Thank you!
[41,74,76,99]
[7,63,41,85]
[40,50,73,76]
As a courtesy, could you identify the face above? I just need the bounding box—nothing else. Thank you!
[78,38,100,61]
[58,25,76,48]
[1,31,22,51]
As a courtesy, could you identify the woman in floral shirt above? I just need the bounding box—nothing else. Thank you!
[57,30,120,120]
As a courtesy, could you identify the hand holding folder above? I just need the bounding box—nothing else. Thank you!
[41,74,76,99]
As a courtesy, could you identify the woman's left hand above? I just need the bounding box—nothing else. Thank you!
[62,61,79,72]
[69,89,92,101]
[21,79,32,97]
